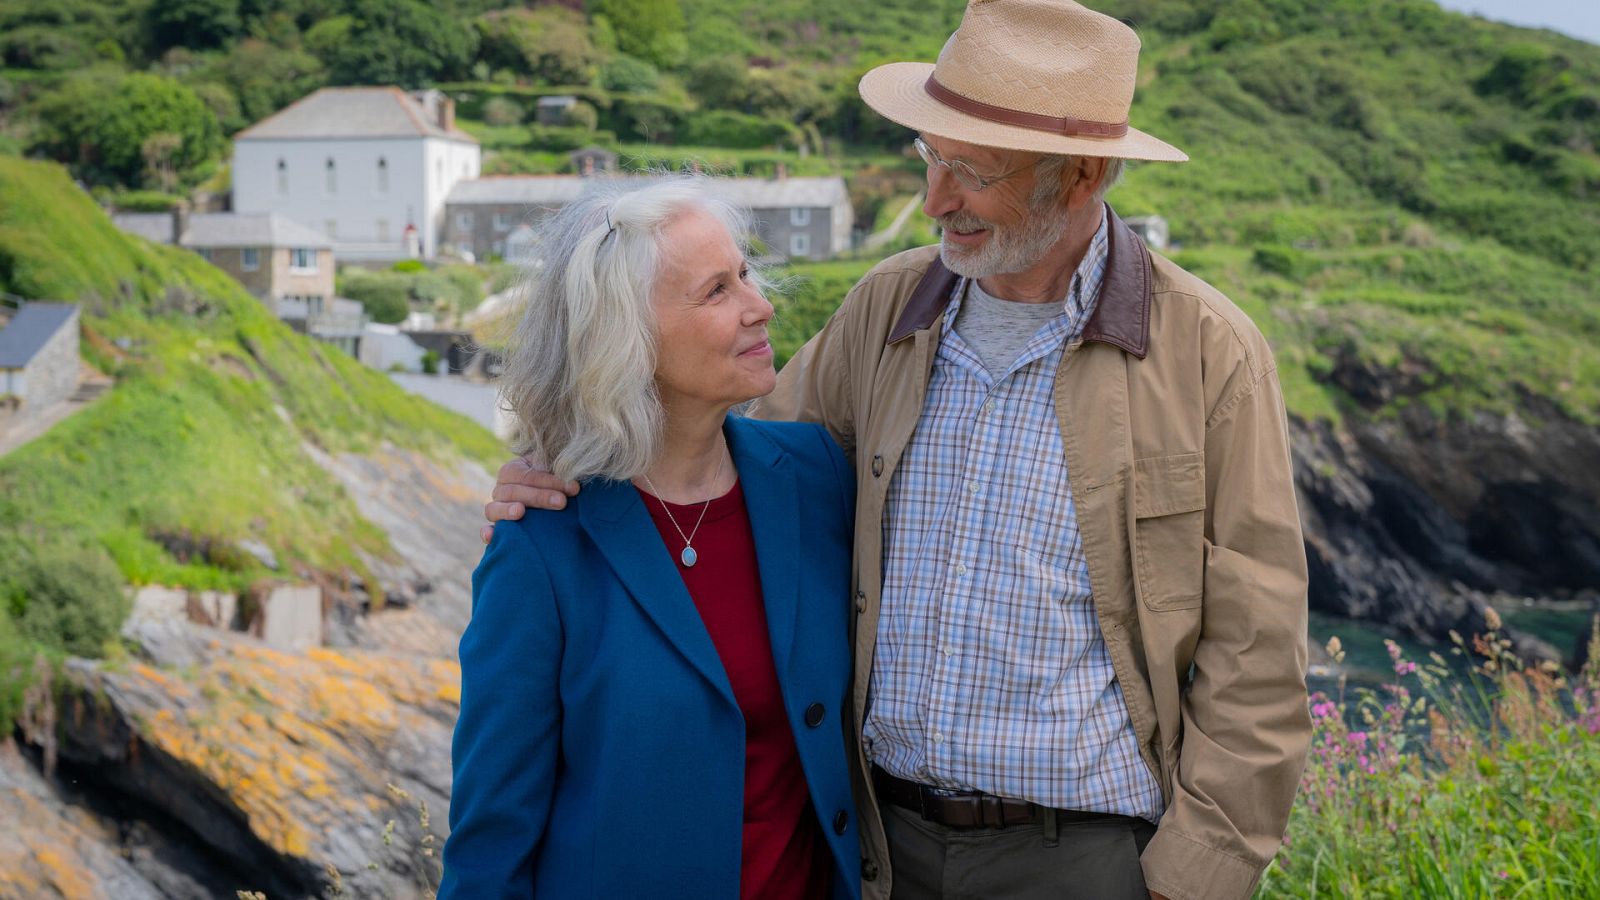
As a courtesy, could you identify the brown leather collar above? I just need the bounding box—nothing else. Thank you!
[886,205,1152,359]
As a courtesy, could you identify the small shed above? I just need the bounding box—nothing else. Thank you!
[570,146,618,177]
[0,302,81,408]
[1124,215,1170,252]
[536,95,578,127]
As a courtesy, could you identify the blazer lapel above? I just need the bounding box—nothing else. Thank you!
[577,478,736,707]
[726,418,801,682]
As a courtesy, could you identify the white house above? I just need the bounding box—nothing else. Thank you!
[232,87,481,262]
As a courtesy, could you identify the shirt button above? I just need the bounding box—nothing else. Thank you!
[943,646,955,658]
[966,480,980,495]
[933,733,946,745]
[954,563,968,576]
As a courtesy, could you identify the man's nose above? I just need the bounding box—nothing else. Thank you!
[923,165,962,220]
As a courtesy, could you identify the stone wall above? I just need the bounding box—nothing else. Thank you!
[22,308,79,409]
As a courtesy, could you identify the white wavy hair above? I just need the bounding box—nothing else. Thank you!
[499,174,763,484]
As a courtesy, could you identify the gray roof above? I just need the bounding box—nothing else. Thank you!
[235,87,478,143]
[0,302,79,369]
[112,212,178,245]
[181,213,333,249]
[445,175,850,210]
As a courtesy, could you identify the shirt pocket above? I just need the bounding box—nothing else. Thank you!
[1132,452,1206,611]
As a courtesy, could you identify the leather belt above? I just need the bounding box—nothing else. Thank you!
[873,766,1128,830]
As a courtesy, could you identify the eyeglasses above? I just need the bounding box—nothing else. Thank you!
[913,137,1031,192]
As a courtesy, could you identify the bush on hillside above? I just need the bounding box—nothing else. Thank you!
[526,124,601,153]
[0,533,128,659]
[680,110,798,150]
[338,269,410,324]
[31,70,224,189]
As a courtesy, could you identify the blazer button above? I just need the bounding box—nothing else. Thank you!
[805,703,825,727]
[861,858,880,882]
[832,810,849,835]
[855,590,866,613]
[871,454,884,477]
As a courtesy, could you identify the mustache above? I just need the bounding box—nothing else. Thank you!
[939,211,996,233]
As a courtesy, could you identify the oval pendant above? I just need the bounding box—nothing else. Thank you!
[680,546,698,567]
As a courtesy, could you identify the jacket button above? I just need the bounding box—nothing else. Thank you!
[855,590,866,613]
[805,703,825,727]
[871,455,884,477]
[861,858,879,881]
[832,810,849,835]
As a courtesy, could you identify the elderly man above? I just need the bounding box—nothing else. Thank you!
[482,1,1310,898]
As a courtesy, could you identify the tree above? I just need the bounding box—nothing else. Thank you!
[588,0,685,69]
[148,0,243,54]
[32,71,224,188]
[324,0,478,89]
[482,96,524,126]
[201,39,325,129]
[475,7,599,86]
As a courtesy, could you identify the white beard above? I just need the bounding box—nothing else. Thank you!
[937,200,1071,279]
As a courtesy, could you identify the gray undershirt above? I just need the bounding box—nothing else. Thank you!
[952,279,1068,377]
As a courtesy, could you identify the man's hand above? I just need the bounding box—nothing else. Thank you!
[1150,892,1171,900]
[480,458,581,543]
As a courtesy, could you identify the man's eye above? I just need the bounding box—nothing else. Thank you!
[708,282,726,297]
[739,267,751,281]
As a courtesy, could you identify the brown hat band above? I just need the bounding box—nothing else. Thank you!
[924,75,1130,139]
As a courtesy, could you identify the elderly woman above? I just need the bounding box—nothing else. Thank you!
[440,177,859,900]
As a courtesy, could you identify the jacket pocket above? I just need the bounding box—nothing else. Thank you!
[1133,452,1206,611]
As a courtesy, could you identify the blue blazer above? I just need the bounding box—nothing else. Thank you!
[441,416,860,900]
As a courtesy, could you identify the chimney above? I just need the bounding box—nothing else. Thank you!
[440,97,456,132]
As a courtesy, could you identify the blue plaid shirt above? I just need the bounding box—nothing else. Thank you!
[865,216,1165,821]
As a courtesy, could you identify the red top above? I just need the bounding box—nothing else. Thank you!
[638,480,830,900]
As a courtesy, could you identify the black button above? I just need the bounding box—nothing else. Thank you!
[861,859,879,881]
[805,703,825,727]
[832,810,849,834]
[871,455,884,477]
[855,590,866,613]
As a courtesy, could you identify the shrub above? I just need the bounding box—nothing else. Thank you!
[482,96,524,127]
[0,533,129,659]
[338,268,410,324]
[680,110,799,150]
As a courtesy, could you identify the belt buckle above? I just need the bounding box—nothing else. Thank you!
[980,794,1005,829]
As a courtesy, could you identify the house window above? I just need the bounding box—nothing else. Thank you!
[493,213,512,232]
[325,220,338,240]
[456,212,474,233]
[241,247,260,271]
[789,233,811,257]
[290,248,317,272]
[436,159,443,191]
[325,158,337,193]
[196,247,213,262]
[276,159,288,194]
[377,157,389,193]
[377,219,390,243]
[790,207,811,226]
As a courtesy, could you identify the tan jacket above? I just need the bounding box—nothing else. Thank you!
[753,209,1311,900]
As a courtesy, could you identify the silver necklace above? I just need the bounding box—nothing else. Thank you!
[640,450,725,568]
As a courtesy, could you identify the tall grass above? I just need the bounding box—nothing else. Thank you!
[1260,612,1600,897]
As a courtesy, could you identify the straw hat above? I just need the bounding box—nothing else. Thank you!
[859,0,1187,163]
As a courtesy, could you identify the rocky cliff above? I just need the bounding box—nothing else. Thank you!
[4,446,490,899]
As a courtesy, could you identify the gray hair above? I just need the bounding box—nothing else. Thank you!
[499,175,761,484]
[1031,155,1125,207]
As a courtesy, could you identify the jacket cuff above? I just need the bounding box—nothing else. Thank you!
[1141,828,1264,900]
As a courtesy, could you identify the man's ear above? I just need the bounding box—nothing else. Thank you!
[1065,156,1110,210]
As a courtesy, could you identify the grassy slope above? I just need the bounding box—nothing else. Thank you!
[0,157,503,672]
[773,0,1599,426]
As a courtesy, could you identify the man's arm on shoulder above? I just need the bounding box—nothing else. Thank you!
[480,458,579,544]
[1141,362,1312,900]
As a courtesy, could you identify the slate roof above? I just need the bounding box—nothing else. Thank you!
[0,302,79,369]
[181,213,333,249]
[234,87,478,143]
[445,175,851,210]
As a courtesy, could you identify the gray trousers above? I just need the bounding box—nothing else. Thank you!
[881,803,1156,900]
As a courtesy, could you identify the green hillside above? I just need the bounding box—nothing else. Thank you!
[0,157,502,707]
